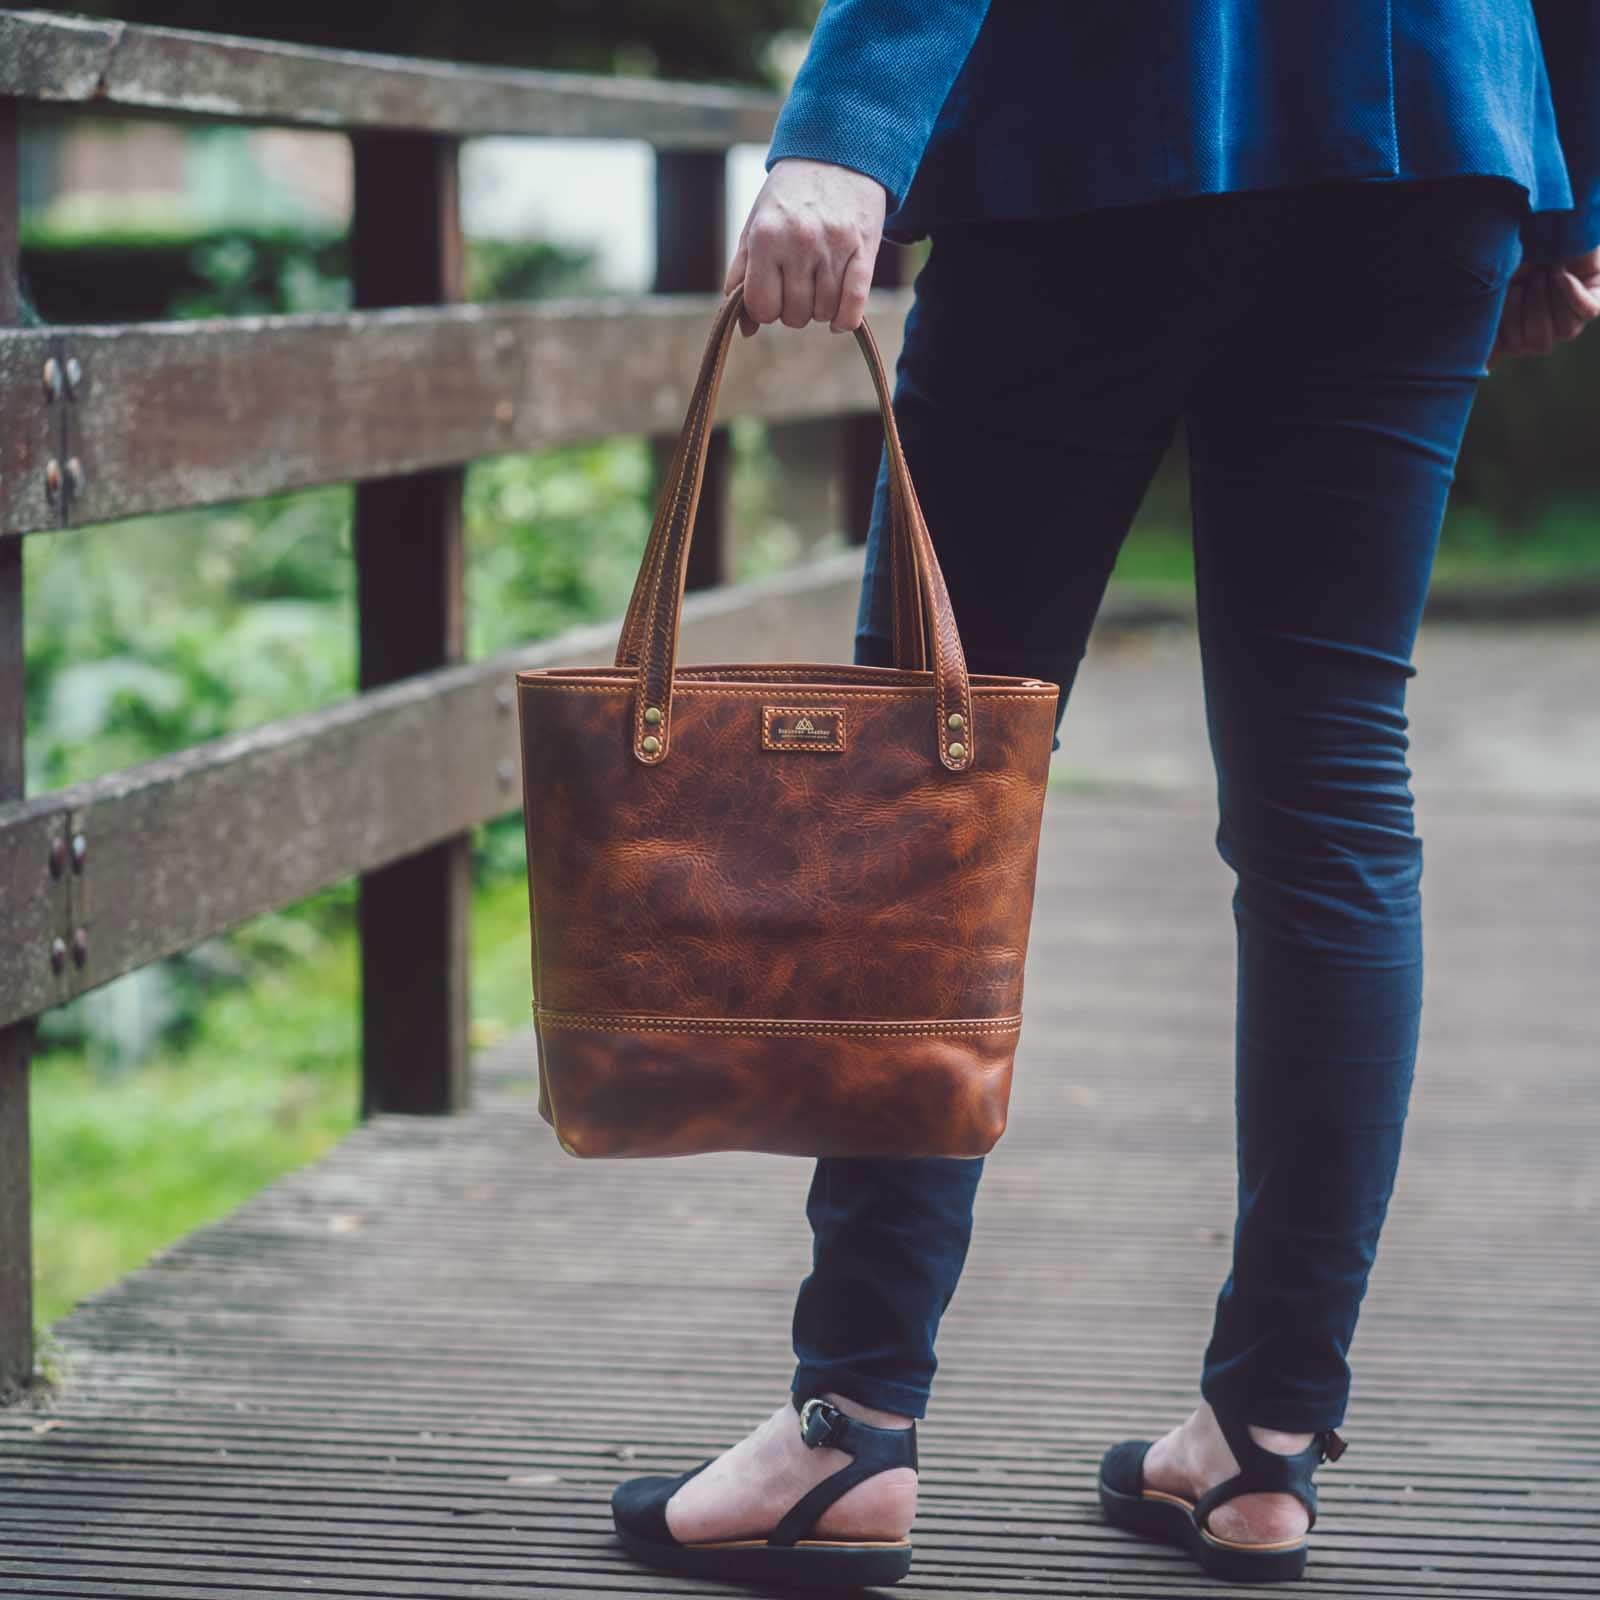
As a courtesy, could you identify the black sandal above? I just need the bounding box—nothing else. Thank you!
[1098,1408,1347,1584]
[611,1393,918,1590]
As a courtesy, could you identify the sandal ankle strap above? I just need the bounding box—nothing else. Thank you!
[1195,1410,1348,1534]
[791,1393,919,1471]
[768,1394,917,1547]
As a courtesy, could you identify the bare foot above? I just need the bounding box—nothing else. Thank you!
[1140,1402,1314,1546]
[665,1393,918,1545]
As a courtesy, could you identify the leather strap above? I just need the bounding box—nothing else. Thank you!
[767,1394,919,1547]
[613,284,974,773]
[1193,1410,1348,1536]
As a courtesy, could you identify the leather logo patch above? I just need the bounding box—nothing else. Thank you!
[762,705,846,752]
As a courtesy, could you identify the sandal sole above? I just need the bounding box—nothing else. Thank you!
[1099,1475,1309,1584]
[616,1523,914,1589]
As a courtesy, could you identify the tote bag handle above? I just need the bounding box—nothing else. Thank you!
[613,282,975,772]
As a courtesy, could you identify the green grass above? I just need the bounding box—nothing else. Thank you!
[1108,495,1600,588]
[30,868,535,1334]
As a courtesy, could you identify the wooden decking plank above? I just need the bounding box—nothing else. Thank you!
[2,789,1594,1597]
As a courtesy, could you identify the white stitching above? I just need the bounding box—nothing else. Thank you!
[520,681,1054,702]
[761,703,847,752]
[536,1007,1023,1038]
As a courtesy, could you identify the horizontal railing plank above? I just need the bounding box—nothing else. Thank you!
[0,10,779,142]
[0,552,864,1028]
[0,294,909,535]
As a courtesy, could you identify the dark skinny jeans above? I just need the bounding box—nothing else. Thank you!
[791,178,1525,1431]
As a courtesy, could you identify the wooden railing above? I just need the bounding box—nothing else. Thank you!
[0,11,912,1387]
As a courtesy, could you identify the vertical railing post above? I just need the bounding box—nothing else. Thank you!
[350,133,470,1117]
[0,97,37,1391]
[653,148,729,591]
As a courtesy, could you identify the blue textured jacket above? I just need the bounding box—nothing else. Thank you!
[766,0,1600,263]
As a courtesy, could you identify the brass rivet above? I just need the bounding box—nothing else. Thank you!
[948,742,966,760]
[641,734,661,754]
[947,712,966,731]
[643,706,662,724]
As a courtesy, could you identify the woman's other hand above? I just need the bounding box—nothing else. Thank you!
[1490,246,1600,365]
[724,157,888,337]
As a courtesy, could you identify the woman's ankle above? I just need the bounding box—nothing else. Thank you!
[1247,1421,1316,1454]
[818,1389,916,1430]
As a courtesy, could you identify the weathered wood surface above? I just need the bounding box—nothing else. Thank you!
[351,131,472,1118]
[1,784,1595,1596]
[0,95,35,1390]
[0,296,910,537]
[0,554,864,1030]
[0,9,779,142]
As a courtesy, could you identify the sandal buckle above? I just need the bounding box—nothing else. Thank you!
[1320,1428,1349,1463]
[798,1397,845,1450]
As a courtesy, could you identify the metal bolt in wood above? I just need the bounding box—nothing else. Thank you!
[41,357,61,401]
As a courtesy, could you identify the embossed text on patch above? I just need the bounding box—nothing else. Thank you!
[762,705,846,752]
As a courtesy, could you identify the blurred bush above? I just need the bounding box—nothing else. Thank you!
[19,221,599,325]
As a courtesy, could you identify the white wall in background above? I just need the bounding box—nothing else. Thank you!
[461,139,771,292]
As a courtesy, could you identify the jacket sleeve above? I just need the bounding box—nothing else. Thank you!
[1525,0,1600,262]
[764,0,992,209]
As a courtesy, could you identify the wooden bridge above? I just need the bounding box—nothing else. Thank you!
[1,15,1596,1597]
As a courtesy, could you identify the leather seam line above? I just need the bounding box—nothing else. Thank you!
[535,1009,1023,1038]
[519,683,1056,701]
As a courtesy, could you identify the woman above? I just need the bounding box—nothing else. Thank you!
[612,1,1600,1587]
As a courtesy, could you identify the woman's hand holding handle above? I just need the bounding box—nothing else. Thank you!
[723,157,888,337]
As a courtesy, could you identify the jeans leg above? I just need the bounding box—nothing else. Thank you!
[1185,179,1523,1430]
[795,213,1192,1417]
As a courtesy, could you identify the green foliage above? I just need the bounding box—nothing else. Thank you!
[25,431,652,1071]
[464,443,652,657]
[31,914,360,1328]
[20,221,598,326]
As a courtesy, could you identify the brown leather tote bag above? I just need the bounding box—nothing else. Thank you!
[516,284,1058,1159]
